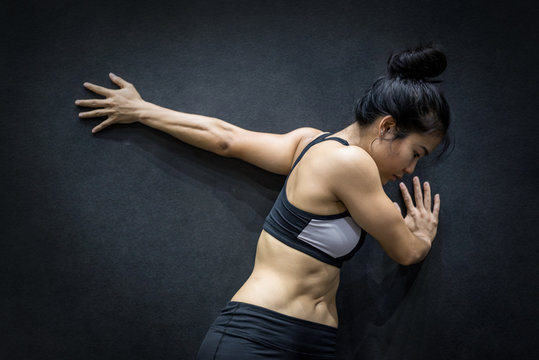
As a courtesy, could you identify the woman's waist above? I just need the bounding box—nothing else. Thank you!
[252,231,341,294]
[231,268,340,327]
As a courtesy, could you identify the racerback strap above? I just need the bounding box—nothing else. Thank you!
[289,133,349,172]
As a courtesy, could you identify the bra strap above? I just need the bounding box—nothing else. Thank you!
[289,133,349,172]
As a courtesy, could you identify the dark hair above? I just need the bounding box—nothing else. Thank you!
[355,43,451,155]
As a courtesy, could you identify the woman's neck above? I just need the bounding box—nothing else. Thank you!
[333,122,376,154]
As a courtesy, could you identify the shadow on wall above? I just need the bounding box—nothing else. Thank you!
[85,120,286,225]
[338,236,429,359]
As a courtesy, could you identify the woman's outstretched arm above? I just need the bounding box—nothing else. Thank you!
[76,73,321,175]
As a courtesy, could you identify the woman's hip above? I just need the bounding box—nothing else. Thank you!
[196,301,338,359]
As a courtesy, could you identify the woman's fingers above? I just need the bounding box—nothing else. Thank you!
[413,176,424,209]
[83,82,113,96]
[423,181,431,211]
[78,108,113,118]
[432,194,441,219]
[399,182,414,210]
[401,177,435,212]
[92,119,114,133]
[109,72,131,88]
[75,98,109,108]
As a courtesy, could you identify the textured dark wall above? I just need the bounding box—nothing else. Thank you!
[2,0,537,359]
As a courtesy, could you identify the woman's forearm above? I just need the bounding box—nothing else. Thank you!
[136,101,235,156]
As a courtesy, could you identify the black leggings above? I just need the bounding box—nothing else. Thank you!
[196,301,338,359]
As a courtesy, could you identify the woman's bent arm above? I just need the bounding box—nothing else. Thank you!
[76,73,320,175]
[328,147,439,265]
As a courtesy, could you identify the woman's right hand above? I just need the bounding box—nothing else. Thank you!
[75,73,145,133]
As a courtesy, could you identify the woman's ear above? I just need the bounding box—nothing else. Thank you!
[378,115,396,137]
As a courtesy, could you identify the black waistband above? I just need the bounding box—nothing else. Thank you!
[210,301,337,358]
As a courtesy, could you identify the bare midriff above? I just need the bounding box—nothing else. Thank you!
[230,230,341,328]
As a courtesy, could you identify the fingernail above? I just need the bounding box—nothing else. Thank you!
[110,72,115,77]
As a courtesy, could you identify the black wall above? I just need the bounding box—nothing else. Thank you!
[2,0,537,359]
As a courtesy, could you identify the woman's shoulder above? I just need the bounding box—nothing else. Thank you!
[321,143,381,190]
[292,128,380,187]
[293,127,326,142]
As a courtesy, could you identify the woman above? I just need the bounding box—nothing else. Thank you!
[76,44,449,359]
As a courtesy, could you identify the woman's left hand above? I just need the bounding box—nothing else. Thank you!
[395,176,441,247]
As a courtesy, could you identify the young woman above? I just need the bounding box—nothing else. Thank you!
[76,44,450,359]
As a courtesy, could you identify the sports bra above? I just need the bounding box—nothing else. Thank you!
[262,132,366,268]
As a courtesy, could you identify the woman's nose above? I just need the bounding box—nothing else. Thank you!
[404,160,418,174]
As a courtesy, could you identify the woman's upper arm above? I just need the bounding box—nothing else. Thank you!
[225,126,323,175]
[329,149,419,265]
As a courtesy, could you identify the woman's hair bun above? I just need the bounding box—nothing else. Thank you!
[387,43,447,80]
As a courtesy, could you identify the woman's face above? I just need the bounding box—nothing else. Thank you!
[373,132,442,184]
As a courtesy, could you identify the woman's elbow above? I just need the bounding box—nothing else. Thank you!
[397,242,432,266]
[215,137,233,157]
[396,254,419,266]
[209,119,235,157]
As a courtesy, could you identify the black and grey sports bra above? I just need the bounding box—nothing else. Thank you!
[262,133,366,268]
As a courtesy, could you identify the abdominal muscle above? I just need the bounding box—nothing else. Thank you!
[230,230,341,328]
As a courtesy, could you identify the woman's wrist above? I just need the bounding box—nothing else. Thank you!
[135,100,162,125]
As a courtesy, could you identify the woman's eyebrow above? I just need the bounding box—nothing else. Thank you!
[420,145,429,156]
